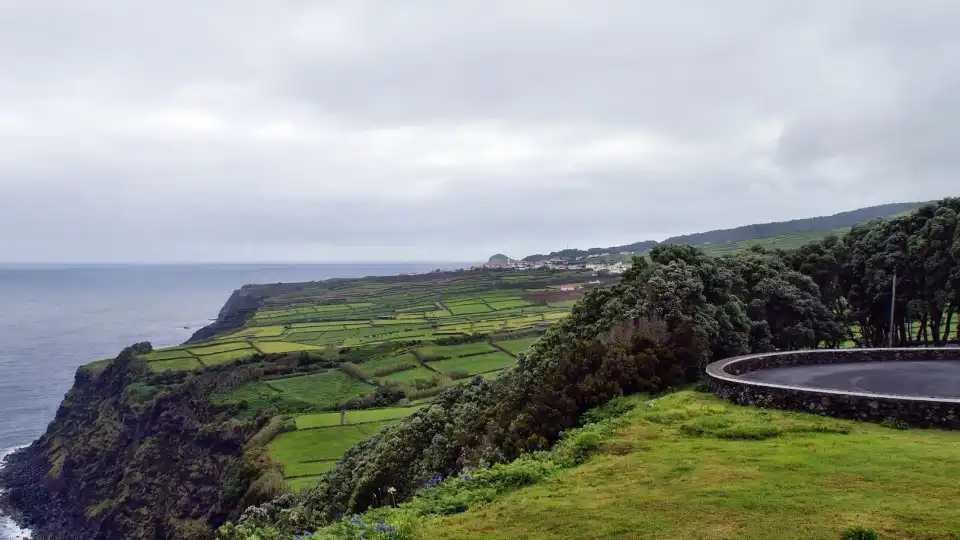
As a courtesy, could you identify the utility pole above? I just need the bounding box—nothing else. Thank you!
[888,268,897,348]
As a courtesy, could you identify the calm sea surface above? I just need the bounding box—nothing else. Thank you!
[0,263,459,538]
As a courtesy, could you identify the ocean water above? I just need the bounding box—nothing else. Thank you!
[0,263,458,538]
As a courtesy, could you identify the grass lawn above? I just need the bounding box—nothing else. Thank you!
[495,337,539,355]
[147,357,202,372]
[265,370,375,409]
[418,391,960,539]
[255,341,322,354]
[418,342,497,359]
[295,406,423,429]
[428,352,516,376]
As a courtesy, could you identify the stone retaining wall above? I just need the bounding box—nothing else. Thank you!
[706,348,960,429]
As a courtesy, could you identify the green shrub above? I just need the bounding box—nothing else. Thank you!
[373,364,417,378]
[340,362,366,381]
[713,424,782,440]
[881,417,909,430]
[678,415,734,437]
[692,378,712,392]
[558,431,602,465]
[580,394,636,424]
[840,525,880,540]
[406,454,560,516]
[247,416,291,447]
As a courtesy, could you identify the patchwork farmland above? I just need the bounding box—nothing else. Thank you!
[136,268,606,491]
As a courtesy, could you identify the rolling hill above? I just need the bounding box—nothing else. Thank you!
[521,201,926,261]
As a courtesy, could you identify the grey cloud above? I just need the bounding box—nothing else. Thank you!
[0,1,958,262]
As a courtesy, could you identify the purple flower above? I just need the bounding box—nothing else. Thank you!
[421,474,445,489]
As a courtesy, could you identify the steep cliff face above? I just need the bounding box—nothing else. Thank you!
[186,287,262,344]
[0,346,267,539]
[186,281,325,344]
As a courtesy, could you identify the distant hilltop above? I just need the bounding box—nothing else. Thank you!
[515,201,928,263]
[487,253,512,265]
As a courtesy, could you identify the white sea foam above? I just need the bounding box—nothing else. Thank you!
[0,445,30,540]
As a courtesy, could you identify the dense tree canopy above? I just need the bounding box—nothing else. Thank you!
[783,197,960,347]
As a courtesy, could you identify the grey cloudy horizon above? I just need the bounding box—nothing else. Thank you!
[1,1,958,263]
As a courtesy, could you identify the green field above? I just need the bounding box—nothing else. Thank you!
[446,303,493,315]
[265,371,374,409]
[488,299,532,310]
[379,366,438,382]
[147,268,590,374]
[255,341,321,354]
[495,337,539,355]
[695,228,850,257]
[428,352,516,376]
[386,390,960,539]
[148,357,202,372]
[143,348,194,361]
[188,342,253,355]
[178,269,596,494]
[295,406,423,429]
[232,325,286,338]
[269,418,403,491]
[418,342,497,359]
[356,353,419,377]
[268,425,371,467]
[211,381,314,421]
[201,348,257,365]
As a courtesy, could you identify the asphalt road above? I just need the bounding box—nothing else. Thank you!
[740,360,960,398]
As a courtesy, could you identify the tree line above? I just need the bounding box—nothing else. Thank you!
[782,197,960,346]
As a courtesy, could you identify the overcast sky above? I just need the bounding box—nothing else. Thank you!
[1,1,958,263]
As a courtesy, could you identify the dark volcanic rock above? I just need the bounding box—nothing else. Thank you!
[0,346,263,539]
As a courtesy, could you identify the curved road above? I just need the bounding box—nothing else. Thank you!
[740,360,960,399]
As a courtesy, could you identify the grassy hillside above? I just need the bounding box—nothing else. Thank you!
[319,391,960,540]
[660,201,925,246]
[142,269,593,375]
[144,269,598,492]
[695,227,850,256]
[521,201,924,261]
